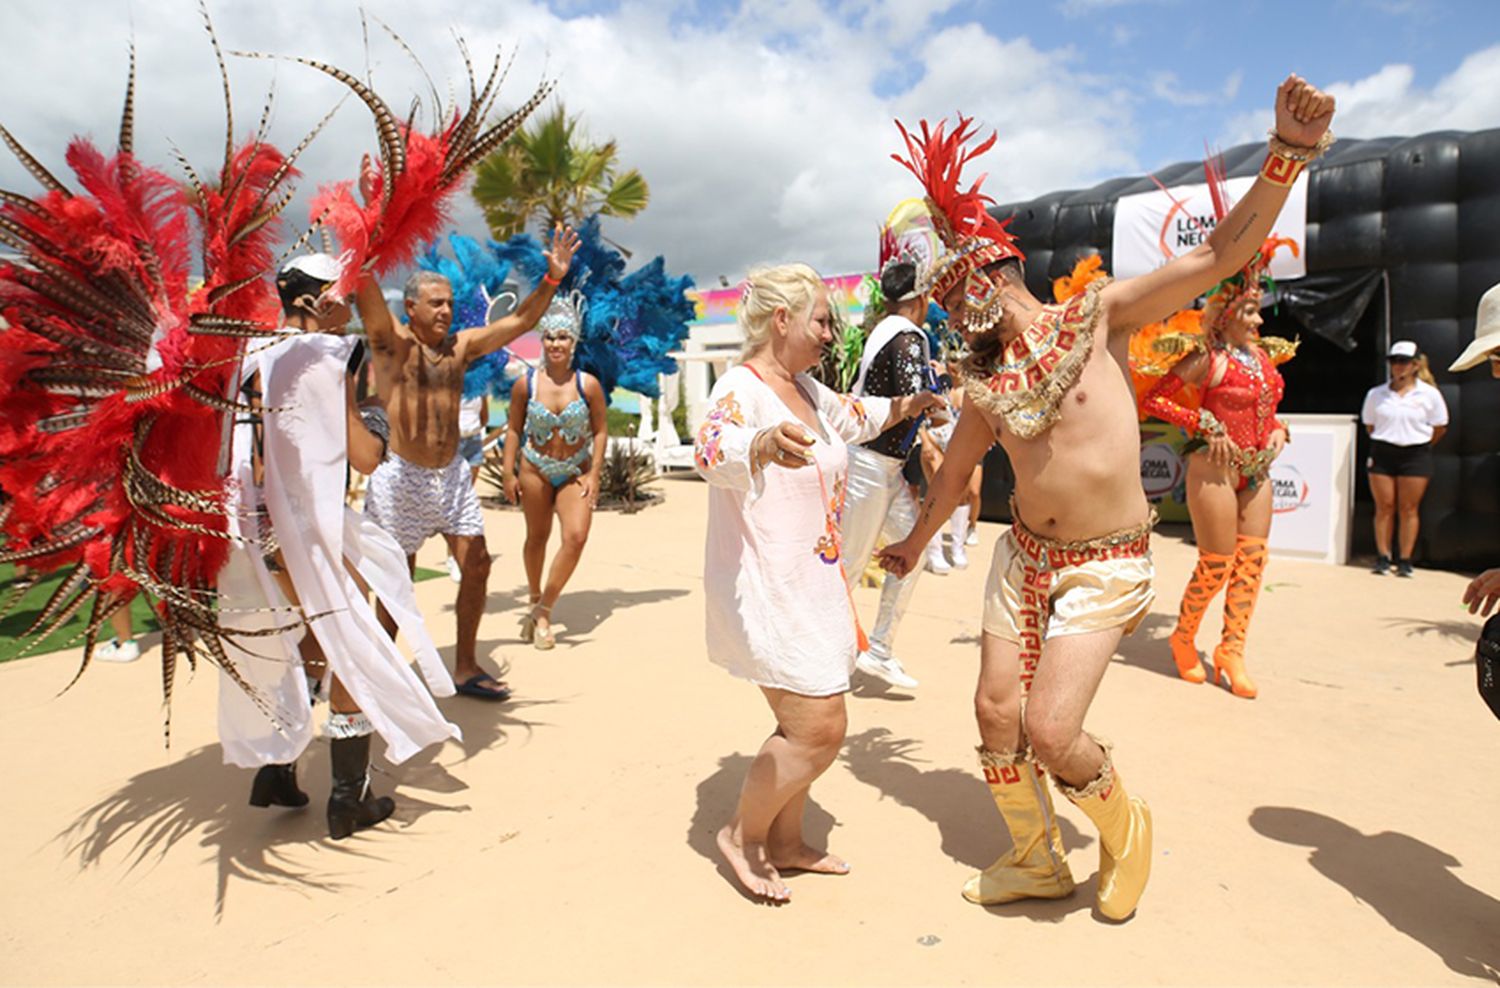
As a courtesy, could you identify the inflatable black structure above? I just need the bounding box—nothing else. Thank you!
[981,127,1500,570]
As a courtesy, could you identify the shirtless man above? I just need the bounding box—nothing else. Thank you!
[357,220,581,700]
[880,76,1335,920]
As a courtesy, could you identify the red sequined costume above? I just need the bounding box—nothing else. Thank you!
[1140,165,1303,700]
[1141,344,1287,491]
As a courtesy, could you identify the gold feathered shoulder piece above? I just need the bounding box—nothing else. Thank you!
[1150,333,1206,359]
[1256,335,1301,365]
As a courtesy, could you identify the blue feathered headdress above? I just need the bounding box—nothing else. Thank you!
[488,215,695,397]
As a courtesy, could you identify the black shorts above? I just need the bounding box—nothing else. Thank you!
[1368,439,1434,478]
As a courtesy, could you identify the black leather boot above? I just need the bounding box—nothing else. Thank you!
[327,734,395,840]
[249,763,309,808]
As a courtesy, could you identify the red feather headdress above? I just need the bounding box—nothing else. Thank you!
[890,116,1023,303]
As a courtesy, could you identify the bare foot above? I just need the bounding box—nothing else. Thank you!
[770,843,850,875]
[716,825,790,902]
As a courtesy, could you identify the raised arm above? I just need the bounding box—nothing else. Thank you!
[348,156,401,354]
[460,223,582,362]
[1103,75,1335,335]
[353,272,399,353]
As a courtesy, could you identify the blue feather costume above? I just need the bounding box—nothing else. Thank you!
[484,216,696,398]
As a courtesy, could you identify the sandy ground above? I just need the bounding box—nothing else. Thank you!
[1,475,1497,987]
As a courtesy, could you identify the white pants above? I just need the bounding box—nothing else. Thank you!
[840,445,922,659]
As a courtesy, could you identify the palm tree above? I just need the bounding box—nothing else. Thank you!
[472,103,650,240]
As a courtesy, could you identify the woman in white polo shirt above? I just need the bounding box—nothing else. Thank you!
[1360,340,1448,577]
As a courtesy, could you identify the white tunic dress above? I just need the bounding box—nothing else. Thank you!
[216,333,461,768]
[694,365,891,696]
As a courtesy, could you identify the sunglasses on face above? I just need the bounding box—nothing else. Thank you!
[1388,356,1414,364]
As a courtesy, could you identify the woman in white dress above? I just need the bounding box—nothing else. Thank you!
[695,264,938,901]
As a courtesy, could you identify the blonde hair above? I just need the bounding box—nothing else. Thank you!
[738,263,824,359]
[1415,352,1436,386]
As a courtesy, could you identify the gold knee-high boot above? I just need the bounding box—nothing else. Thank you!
[1055,737,1152,921]
[962,745,1076,905]
[1169,550,1233,683]
[1213,534,1267,699]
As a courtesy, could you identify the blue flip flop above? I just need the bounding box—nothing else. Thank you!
[454,673,512,701]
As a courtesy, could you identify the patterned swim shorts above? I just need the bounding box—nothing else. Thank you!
[364,450,485,556]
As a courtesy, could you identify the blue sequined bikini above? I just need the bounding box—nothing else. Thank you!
[523,368,593,487]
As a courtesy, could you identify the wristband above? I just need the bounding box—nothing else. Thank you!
[543,272,562,287]
[1259,151,1305,188]
[1261,130,1334,187]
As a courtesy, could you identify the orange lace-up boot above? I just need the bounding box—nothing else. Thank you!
[1213,534,1267,699]
[1169,550,1233,683]
[963,745,1076,905]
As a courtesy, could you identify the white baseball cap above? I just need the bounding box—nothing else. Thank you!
[1387,340,1418,359]
[279,252,344,283]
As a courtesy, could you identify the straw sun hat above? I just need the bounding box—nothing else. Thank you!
[1449,282,1500,372]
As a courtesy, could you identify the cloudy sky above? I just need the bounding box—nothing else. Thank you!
[1,0,1496,287]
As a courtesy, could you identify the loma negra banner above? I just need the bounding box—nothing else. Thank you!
[1111,174,1309,280]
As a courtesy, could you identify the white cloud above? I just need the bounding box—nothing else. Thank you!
[0,0,1139,285]
[1057,0,1176,18]
[1150,69,1242,107]
[1222,45,1500,147]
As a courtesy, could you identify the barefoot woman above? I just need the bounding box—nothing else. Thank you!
[501,293,608,649]
[694,264,937,901]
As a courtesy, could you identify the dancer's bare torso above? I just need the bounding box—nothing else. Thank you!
[370,325,468,468]
[975,309,1149,542]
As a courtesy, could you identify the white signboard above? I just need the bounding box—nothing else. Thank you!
[1267,415,1357,565]
[1112,173,1309,281]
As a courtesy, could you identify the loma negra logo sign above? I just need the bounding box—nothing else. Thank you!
[1271,464,1311,515]
[1139,442,1184,500]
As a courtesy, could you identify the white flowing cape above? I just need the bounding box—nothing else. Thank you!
[216,333,460,767]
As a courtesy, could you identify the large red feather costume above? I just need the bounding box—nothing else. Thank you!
[0,32,316,727]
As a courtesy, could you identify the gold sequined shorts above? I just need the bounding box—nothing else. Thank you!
[982,514,1156,645]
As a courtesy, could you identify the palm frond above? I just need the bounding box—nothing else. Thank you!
[600,169,649,218]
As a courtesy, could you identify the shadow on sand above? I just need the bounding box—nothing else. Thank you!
[1251,806,1500,982]
[1381,614,1482,651]
[1112,611,1185,682]
[58,695,556,920]
[688,752,839,904]
[841,727,1093,923]
[459,584,691,647]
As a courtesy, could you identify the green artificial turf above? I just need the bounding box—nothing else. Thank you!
[0,563,446,664]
